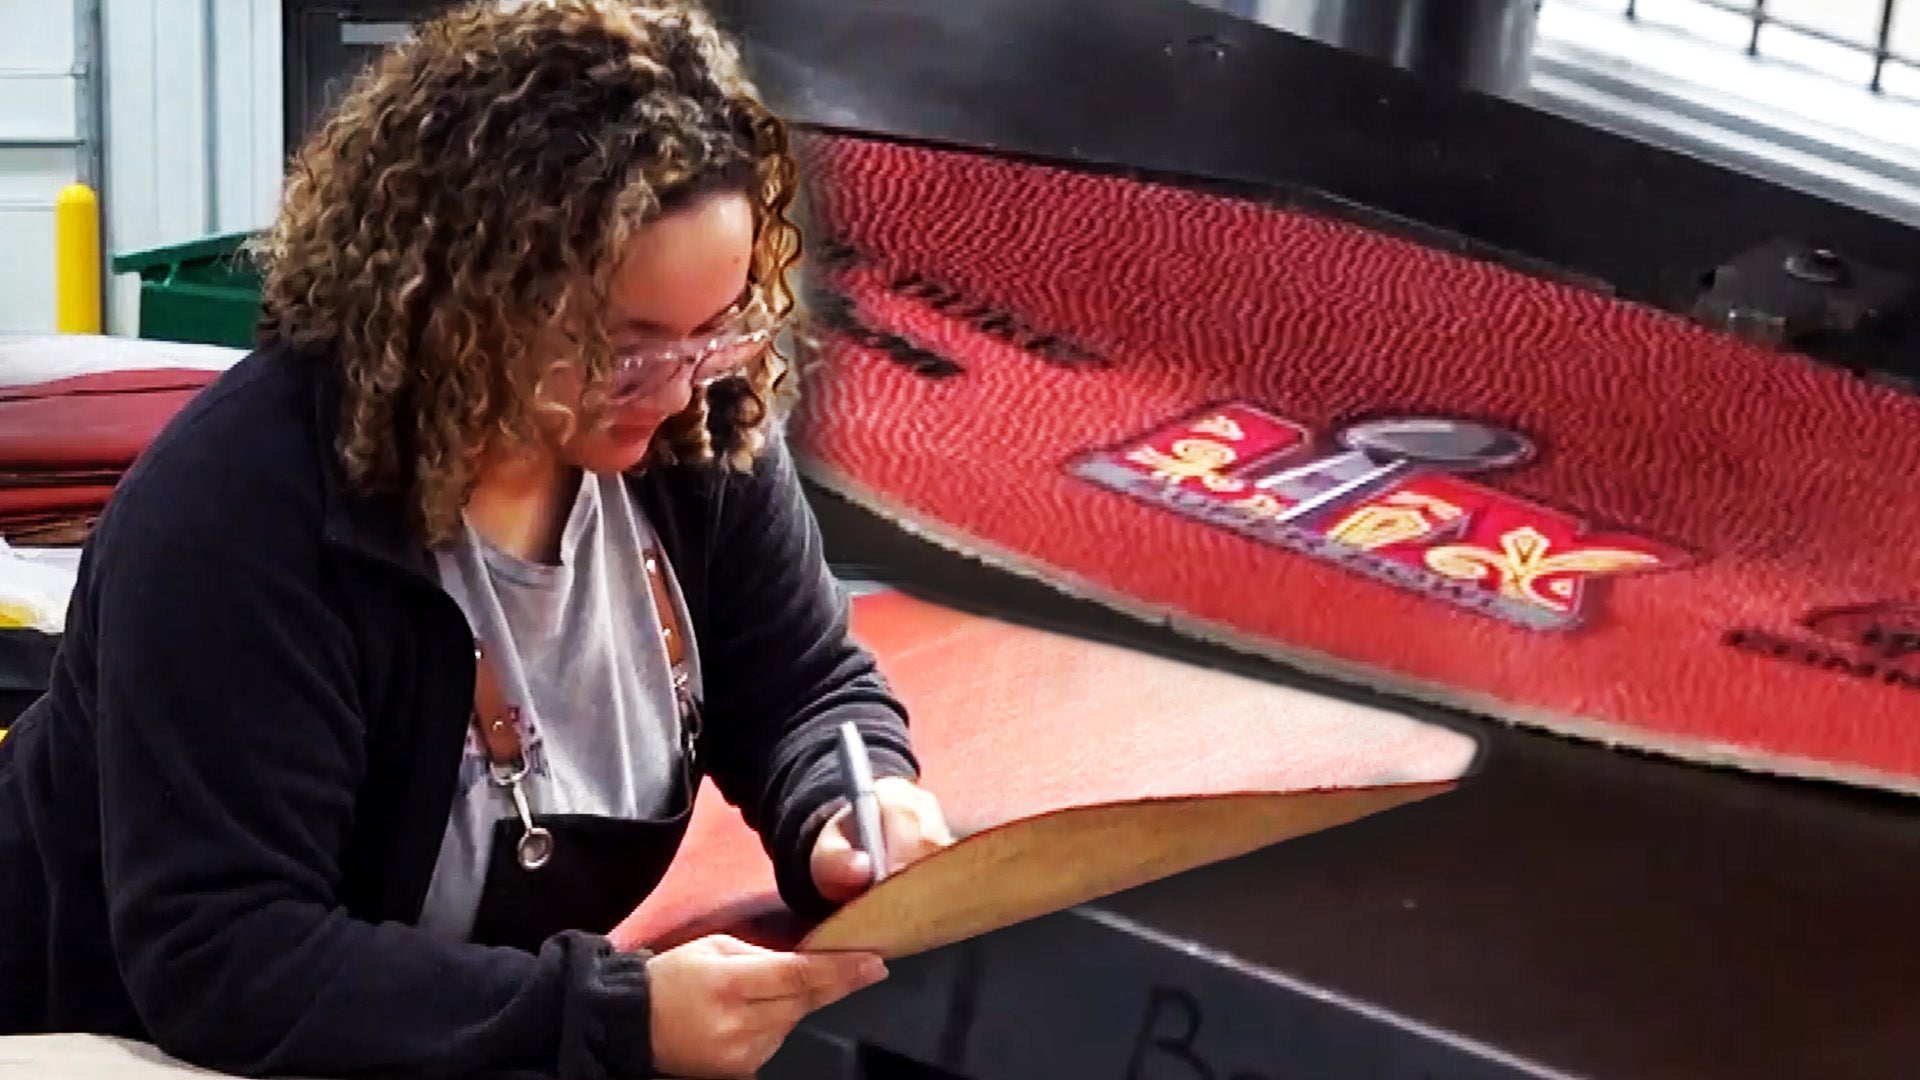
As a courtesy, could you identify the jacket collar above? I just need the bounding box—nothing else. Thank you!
[304,353,439,584]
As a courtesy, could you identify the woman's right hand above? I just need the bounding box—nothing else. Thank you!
[646,934,888,1078]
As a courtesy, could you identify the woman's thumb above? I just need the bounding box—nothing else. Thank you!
[813,842,875,898]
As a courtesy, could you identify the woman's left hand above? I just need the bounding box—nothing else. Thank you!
[811,777,954,903]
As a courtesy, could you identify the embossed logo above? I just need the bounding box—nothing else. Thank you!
[1071,403,1681,632]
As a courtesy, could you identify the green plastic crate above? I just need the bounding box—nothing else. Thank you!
[111,231,265,350]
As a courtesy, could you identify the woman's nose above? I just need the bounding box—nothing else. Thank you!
[657,365,698,415]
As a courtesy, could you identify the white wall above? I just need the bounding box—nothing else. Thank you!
[101,0,282,335]
[0,0,86,335]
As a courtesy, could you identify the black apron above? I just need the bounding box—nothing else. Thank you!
[462,545,704,954]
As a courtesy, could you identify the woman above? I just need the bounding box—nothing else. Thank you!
[0,2,952,1077]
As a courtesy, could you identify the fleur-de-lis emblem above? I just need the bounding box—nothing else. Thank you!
[1326,492,1465,551]
[1125,437,1246,492]
[1425,526,1660,612]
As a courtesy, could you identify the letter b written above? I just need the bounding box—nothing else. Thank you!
[1124,988,1215,1080]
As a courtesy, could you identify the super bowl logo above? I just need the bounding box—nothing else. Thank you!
[1070,403,1680,631]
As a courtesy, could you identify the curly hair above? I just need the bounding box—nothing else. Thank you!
[250,0,803,545]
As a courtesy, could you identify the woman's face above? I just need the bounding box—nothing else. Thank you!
[539,189,759,474]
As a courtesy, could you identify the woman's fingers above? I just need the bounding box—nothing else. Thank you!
[810,819,877,900]
[810,779,959,899]
[648,937,888,1079]
[876,778,955,862]
[730,948,882,1001]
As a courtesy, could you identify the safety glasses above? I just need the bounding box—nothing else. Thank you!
[604,294,781,407]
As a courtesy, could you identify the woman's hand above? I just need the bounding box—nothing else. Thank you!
[647,934,887,1079]
[810,777,954,902]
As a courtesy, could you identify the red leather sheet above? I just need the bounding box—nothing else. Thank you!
[0,369,217,472]
[0,366,217,544]
[0,487,119,515]
[785,133,1920,797]
[613,589,1473,951]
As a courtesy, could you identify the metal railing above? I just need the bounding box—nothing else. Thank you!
[1619,0,1916,92]
[1527,0,1920,227]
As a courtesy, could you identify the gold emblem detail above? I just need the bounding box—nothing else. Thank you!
[1425,526,1660,612]
[1326,492,1465,550]
[1125,438,1245,492]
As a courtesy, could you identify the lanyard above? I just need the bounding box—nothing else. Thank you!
[469,545,699,871]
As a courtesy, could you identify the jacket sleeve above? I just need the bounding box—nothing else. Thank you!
[696,431,920,919]
[82,441,655,1080]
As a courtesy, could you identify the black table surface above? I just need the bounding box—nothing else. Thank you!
[807,482,1920,1080]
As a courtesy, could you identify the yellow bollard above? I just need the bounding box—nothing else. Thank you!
[55,182,102,334]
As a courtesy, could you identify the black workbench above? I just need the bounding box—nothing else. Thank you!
[725,1,1920,1076]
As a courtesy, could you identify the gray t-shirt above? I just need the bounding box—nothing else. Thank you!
[416,470,700,943]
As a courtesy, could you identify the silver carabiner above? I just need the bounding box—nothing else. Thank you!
[515,824,555,871]
[488,760,553,871]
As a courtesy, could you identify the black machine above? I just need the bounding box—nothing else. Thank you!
[688,2,1920,1079]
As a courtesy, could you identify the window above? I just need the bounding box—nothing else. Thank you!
[1531,0,1920,224]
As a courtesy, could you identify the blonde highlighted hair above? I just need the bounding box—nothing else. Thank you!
[251,0,803,544]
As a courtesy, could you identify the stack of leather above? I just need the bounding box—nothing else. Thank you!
[0,337,233,728]
[0,339,228,547]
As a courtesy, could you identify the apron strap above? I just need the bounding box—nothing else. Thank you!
[642,548,686,669]
[465,543,698,873]
[472,642,520,765]
[468,544,696,772]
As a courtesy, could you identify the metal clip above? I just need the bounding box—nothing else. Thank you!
[487,758,554,871]
[674,671,701,771]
